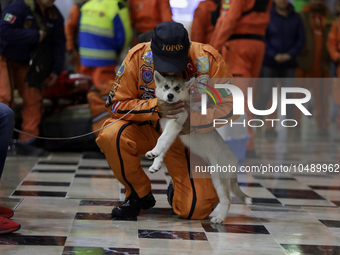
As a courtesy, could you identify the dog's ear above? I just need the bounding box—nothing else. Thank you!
[154,71,164,86]
[184,77,195,89]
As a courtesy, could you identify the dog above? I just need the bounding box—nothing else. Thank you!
[145,71,252,223]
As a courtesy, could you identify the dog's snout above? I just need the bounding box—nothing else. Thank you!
[167,94,174,100]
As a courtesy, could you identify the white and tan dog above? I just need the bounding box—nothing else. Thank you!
[145,71,252,223]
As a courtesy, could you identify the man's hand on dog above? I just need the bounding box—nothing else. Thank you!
[157,99,185,119]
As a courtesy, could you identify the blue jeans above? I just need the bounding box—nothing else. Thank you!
[0,103,14,178]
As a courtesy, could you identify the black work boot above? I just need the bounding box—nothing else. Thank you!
[167,180,174,207]
[111,191,156,220]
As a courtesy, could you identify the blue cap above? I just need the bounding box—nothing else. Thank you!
[151,21,190,73]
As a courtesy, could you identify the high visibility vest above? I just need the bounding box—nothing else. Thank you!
[79,0,132,67]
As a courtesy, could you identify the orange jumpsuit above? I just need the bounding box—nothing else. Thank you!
[96,42,238,220]
[327,18,340,132]
[65,4,81,73]
[210,0,272,151]
[190,0,217,44]
[129,0,172,34]
[295,10,331,131]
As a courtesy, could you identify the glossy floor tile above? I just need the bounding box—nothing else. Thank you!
[0,117,340,254]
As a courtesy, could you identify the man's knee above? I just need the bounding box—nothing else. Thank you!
[172,196,215,220]
[96,120,135,153]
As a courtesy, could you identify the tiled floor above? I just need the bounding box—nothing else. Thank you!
[0,117,340,255]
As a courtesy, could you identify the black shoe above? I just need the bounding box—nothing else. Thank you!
[17,141,45,156]
[167,180,174,207]
[111,192,156,220]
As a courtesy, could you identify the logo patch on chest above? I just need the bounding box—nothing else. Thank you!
[140,65,154,86]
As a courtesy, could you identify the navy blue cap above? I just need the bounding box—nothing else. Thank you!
[151,21,190,73]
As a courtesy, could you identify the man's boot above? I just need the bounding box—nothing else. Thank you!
[111,191,156,220]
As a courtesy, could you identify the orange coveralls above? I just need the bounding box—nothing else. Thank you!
[190,0,217,44]
[65,4,81,73]
[96,42,237,220]
[210,0,272,151]
[327,17,340,132]
[295,11,331,131]
[129,0,173,34]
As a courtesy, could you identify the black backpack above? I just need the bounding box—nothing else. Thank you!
[24,0,53,88]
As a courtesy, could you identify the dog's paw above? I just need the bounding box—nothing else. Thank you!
[148,159,163,174]
[148,165,159,173]
[245,197,252,205]
[145,150,158,159]
[211,216,225,224]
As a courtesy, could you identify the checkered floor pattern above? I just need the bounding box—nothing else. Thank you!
[1,124,340,255]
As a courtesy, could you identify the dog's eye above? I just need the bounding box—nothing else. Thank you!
[164,85,170,90]
[174,86,180,91]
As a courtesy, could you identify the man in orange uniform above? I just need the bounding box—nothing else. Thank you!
[327,0,340,139]
[64,0,87,73]
[295,0,335,134]
[129,0,172,43]
[96,21,238,220]
[210,0,272,157]
[190,0,219,44]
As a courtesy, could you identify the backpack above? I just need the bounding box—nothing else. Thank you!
[24,0,53,88]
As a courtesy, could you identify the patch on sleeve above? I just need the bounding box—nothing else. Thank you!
[116,61,125,77]
[140,65,154,86]
[196,56,210,74]
[105,90,115,107]
[4,13,16,24]
[186,58,197,77]
[197,75,209,94]
[222,0,231,10]
[140,92,155,100]
[218,88,232,98]
[218,80,232,98]
[142,50,154,66]
[111,101,121,115]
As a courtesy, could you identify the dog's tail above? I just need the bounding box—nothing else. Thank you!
[230,178,252,205]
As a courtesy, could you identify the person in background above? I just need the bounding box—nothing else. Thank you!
[65,0,87,73]
[295,0,335,135]
[129,0,172,43]
[190,0,219,44]
[210,0,273,158]
[327,0,340,140]
[292,0,309,12]
[78,0,132,133]
[0,0,65,156]
[0,103,21,234]
[257,0,305,136]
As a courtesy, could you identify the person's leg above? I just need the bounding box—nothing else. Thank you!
[15,64,43,143]
[258,66,278,132]
[0,103,14,177]
[164,139,219,220]
[293,68,307,128]
[96,119,159,218]
[97,119,158,198]
[92,65,116,88]
[223,40,254,152]
[0,57,13,107]
[311,74,331,131]
[0,103,21,234]
[87,80,112,135]
[280,68,296,119]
